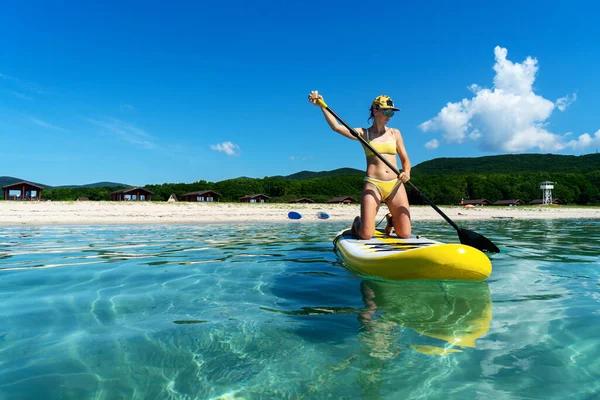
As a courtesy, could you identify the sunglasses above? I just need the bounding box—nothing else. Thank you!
[382,109,395,117]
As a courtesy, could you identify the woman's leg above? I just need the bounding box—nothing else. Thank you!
[384,213,394,235]
[352,183,381,240]
[386,183,411,239]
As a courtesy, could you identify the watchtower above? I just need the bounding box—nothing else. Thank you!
[540,181,554,205]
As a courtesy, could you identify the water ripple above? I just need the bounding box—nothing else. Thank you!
[0,220,599,399]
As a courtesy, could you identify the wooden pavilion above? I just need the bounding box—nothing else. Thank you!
[327,196,356,204]
[239,194,270,203]
[181,190,222,202]
[492,199,525,206]
[110,187,154,201]
[529,198,563,205]
[460,199,491,206]
[3,181,44,200]
[289,198,314,204]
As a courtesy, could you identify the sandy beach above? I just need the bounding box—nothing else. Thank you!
[0,201,599,225]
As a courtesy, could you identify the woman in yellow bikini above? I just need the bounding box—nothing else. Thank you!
[308,91,411,239]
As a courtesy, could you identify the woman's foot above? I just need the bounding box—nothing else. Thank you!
[351,216,361,237]
[384,213,393,235]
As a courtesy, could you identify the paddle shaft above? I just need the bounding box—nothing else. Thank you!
[318,101,463,233]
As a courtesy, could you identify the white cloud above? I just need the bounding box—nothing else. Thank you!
[7,90,33,100]
[419,46,591,153]
[120,104,135,110]
[0,72,47,95]
[468,84,482,94]
[556,93,576,112]
[565,129,600,150]
[290,155,308,160]
[424,139,439,150]
[88,118,155,149]
[29,117,65,131]
[492,46,537,95]
[210,141,240,156]
[469,129,481,139]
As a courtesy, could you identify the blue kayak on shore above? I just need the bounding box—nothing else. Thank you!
[288,211,302,220]
[316,211,330,220]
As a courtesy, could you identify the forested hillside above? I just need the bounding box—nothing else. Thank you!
[8,154,600,205]
[412,153,600,175]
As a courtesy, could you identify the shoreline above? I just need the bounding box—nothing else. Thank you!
[1,201,599,226]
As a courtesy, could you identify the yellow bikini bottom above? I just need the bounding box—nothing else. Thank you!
[364,176,402,201]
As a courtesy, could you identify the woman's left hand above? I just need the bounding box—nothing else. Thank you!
[398,171,410,183]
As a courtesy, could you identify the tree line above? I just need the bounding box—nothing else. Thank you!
[415,153,600,175]
[41,171,600,205]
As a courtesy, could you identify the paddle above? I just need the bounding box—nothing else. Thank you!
[316,98,500,253]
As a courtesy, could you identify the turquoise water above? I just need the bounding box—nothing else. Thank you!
[1,220,599,399]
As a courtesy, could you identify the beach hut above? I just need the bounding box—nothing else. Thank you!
[289,198,314,204]
[2,181,44,200]
[181,190,221,202]
[460,199,491,206]
[327,196,356,204]
[110,187,154,201]
[167,193,178,202]
[239,194,270,203]
[492,199,525,206]
[529,198,563,205]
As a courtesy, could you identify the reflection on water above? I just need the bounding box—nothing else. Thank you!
[287,280,492,400]
[358,280,491,357]
[269,280,492,359]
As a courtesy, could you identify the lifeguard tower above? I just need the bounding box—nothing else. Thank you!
[540,181,554,205]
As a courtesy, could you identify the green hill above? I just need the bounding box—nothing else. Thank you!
[54,181,130,189]
[0,176,48,188]
[5,154,600,205]
[413,153,600,175]
[0,176,129,189]
[284,168,363,180]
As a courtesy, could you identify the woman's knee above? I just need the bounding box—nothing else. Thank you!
[352,216,374,240]
[395,226,411,239]
[394,219,412,239]
[358,226,375,240]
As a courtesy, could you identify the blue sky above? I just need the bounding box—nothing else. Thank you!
[1,0,599,186]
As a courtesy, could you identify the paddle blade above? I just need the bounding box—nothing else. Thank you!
[458,229,500,253]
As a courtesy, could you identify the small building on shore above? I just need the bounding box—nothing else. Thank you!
[239,194,270,203]
[110,187,154,201]
[492,199,525,206]
[3,181,44,200]
[181,190,221,202]
[289,198,314,204]
[327,196,356,204]
[529,198,563,205]
[460,199,491,206]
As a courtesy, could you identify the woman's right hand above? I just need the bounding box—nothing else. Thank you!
[308,90,353,138]
[308,90,324,107]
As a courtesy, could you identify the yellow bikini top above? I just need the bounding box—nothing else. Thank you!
[363,128,397,157]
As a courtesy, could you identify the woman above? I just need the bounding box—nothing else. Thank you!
[308,91,411,239]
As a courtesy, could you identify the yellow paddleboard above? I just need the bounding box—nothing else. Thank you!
[333,229,492,281]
